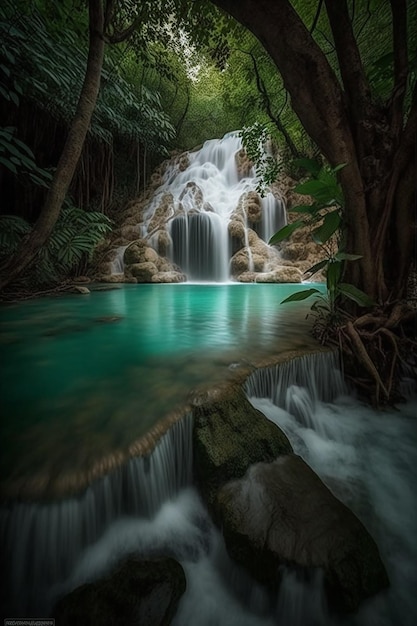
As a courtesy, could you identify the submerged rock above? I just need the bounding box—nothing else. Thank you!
[192,384,292,507]
[216,455,389,612]
[72,286,90,295]
[52,557,186,626]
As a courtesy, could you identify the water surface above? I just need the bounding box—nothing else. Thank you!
[0,283,323,491]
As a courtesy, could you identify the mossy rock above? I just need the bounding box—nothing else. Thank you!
[192,384,292,508]
[52,557,186,626]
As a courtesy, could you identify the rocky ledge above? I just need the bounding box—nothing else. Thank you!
[192,382,389,613]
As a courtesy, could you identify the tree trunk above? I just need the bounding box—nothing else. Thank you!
[0,0,105,291]
[210,0,415,303]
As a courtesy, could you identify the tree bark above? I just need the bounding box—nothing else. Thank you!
[0,0,105,290]
[211,0,376,296]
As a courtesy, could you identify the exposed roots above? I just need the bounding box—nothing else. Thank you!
[314,302,417,407]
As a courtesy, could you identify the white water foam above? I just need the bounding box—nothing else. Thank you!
[141,133,286,281]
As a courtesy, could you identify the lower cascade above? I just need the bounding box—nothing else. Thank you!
[1,351,416,626]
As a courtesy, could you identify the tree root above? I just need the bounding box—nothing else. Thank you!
[317,302,416,407]
[344,321,389,399]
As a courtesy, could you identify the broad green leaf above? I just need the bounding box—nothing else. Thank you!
[304,259,328,276]
[281,288,321,304]
[326,259,342,292]
[312,211,341,244]
[294,179,341,204]
[334,252,362,261]
[337,283,376,307]
[269,220,304,245]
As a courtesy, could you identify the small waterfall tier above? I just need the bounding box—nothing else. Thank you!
[129,133,288,282]
[0,414,193,617]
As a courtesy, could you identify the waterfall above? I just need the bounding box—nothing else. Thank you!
[141,132,286,281]
[245,350,349,407]
[0,414,193,617]
[246,352,417,626]
[110,245,128,274]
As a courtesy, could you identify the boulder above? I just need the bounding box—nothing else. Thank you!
[52,557,186,626]
[154,229,172,256]
[151,271,186,284]
[72,286,90,295]
[192,384,292,508]
[216,456,389,612]
[236,271,258,283]
[230,249,265,276]
[124,240,148,265]
[228,219,246,241]
[255,267,303,283]
[129,262,158,282]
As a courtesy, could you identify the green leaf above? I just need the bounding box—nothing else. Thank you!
[289,204,318,215]
[337,283,376,307]
[334,252,362,261]
[312,211,341,244]
[304,259,328,276]
[281,288,321,304]
[269,220,304,245]
[326,259,342,292]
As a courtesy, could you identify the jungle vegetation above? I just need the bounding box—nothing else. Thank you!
[0,0,416,402]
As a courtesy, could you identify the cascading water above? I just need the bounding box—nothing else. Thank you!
[0,415,193,617]
[141,132,286,281]
[2,349,415,625]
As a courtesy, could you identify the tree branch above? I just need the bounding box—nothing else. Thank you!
[323,0,373,124]
[237,48,301,158]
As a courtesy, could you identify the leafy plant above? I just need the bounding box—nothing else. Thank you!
[240,122,282,195]
[0,126,53,187]
[0,204,112,284]
[268,158,374,327]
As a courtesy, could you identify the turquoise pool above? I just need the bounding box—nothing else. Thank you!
[0,283,324,494]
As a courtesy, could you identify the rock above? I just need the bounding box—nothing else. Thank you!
[52,557,186,626]
[129,262,159,282]
[154,229,172,256]
[236,271,258,283]
[281,242,309,261]
[228,219,246,241]
[255,267,303,283]
[124,240,147,265]
[230,248,267,276]
[120,225,140,242]
[235,148,253,178]
[179,182,204,209]
[72,276,91,284]
[96,273,125,283]
[72,286,90,295]
[148,193,174,233]
[216,456,389,612]
[151,271,186,284]
[143,247,160,265]
[244,191,262,223]
[192,384,292,507]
